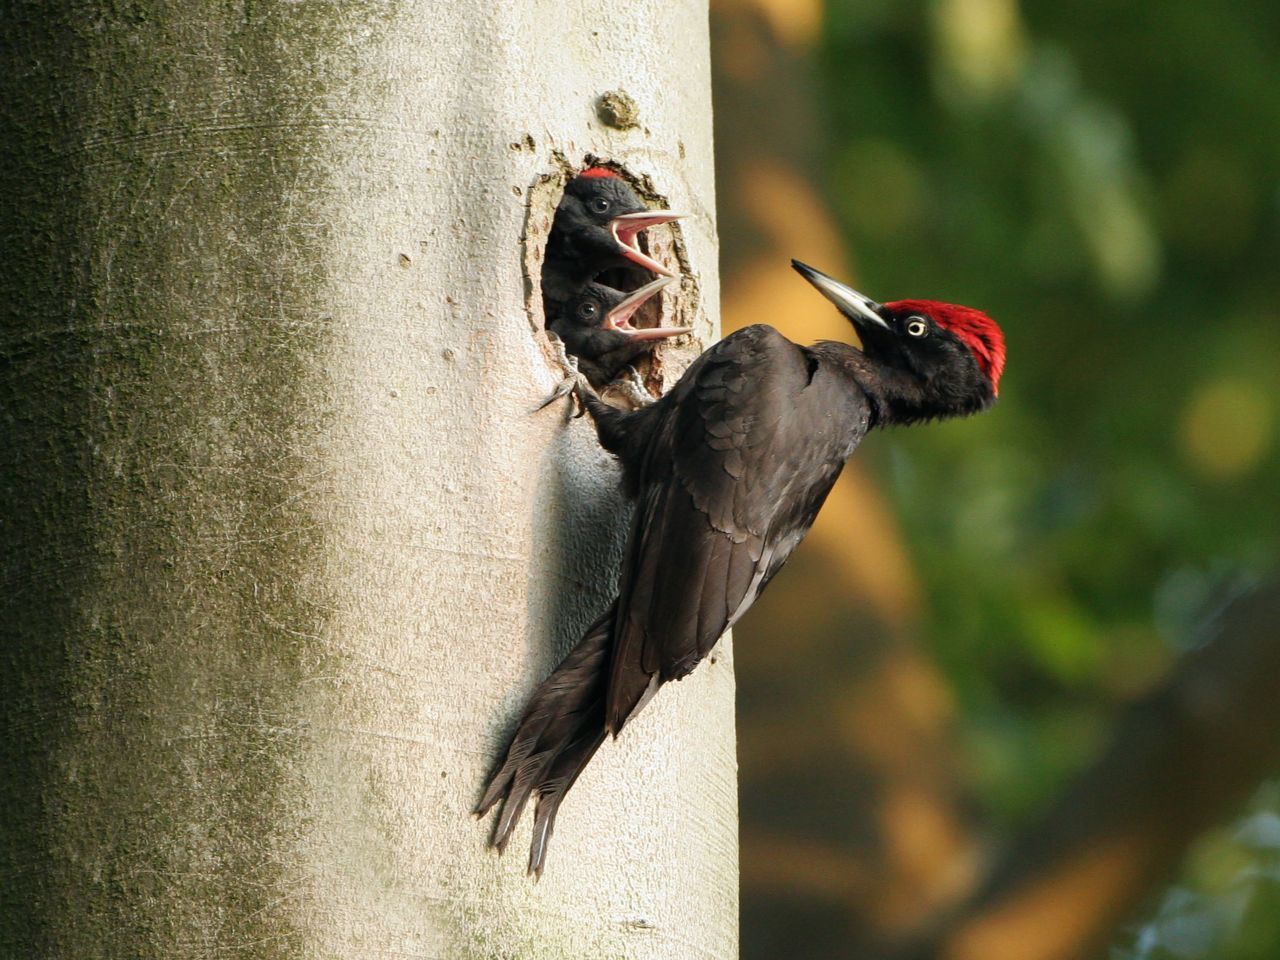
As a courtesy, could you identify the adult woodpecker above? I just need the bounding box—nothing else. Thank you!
[541,167,682,305]
[478,260,1006,875]
[547,277,691,387]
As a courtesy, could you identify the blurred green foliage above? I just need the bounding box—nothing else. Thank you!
[819,0,1280,950]
[1117,785,1280,960]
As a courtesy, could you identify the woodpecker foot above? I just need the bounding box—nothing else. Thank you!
[537,335,592,415]
[609,365,655,408]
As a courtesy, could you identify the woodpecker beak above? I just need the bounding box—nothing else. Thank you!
[611,211,684,277]
[791,260,889,331]
[603,276,690,340]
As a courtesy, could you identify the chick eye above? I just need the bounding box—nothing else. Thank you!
[590,197,611,214]
[905,317,929,338]
[577,301,599,320]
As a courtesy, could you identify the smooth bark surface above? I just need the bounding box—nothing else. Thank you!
[1,3,734,958]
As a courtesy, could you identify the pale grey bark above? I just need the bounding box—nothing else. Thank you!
[1,3,734,958]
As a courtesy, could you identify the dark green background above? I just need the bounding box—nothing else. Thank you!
[716,1,1280,956]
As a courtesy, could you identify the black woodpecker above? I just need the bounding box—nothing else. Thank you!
[541,167,682,306]
[547,277,689,388]
[480,260,1007,876]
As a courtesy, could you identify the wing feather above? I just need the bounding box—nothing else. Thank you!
[604,326,869,732]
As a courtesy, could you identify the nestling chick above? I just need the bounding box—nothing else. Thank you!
[547,277,688,388]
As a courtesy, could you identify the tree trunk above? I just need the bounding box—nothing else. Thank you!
[1,4,735,958]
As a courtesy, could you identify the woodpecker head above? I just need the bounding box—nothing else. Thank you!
[552,168,683,278]
[792,260,1006,420]
[549,277,687,358]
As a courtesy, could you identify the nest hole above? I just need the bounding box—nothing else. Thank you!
[522,158,694,403]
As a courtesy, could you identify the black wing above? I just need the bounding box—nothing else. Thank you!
[605,326,870,732]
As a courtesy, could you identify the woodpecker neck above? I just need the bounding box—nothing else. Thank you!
[814,341,995,427]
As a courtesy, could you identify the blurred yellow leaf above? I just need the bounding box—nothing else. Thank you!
[1180,378,1272,480]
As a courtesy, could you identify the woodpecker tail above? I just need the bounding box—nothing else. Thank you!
[475,603,614,877]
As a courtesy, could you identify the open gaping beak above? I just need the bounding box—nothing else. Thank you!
[603,276,690,340]
[611,210,685,277]
[791,260,889,331]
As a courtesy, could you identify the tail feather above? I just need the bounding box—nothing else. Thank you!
[477,602,615,874]
[528,724,607,876]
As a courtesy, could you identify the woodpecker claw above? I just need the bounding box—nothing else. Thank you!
[537,334,595,416]
[536,335,581,411]
[609,365,654,408]
[536,374,578,412]
[568,371,603,419]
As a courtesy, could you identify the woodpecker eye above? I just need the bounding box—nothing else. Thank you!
[577,301,599,320]
[590,197,611,214]
[905,317,929,338]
